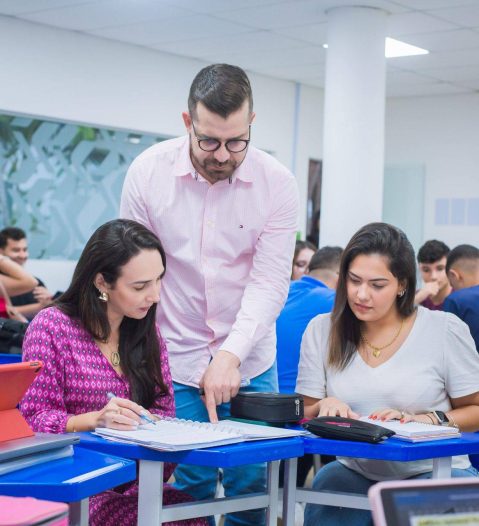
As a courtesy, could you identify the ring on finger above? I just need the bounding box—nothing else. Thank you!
[399,410,405,419]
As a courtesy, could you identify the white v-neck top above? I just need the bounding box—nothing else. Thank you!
[296,306,479,480]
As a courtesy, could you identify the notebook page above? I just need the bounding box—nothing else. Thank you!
[95,419,245,450]
[219,420,307,439]
[359,417,459,438]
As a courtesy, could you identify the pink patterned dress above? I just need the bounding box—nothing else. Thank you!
[20,307,207,526]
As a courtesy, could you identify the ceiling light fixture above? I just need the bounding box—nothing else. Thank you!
[322,38,429,58]
[385,37,429,58]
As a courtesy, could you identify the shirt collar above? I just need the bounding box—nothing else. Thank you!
[301,276,329,289]
[172,135,254,184]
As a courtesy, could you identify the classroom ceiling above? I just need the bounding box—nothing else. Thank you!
[2,0,479,97]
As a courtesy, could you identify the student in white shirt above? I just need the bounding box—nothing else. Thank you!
[296,222,479,526]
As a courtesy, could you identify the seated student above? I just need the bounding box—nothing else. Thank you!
[0,250,37,320]
[20,219,206,526]
[291,240,316,281]
[277,246,342,394]
[296,222,479,526]
[0,279,27,323]
[277,246,342,494]
[414,239,452,310]
[444,244,479,351]
[0,227,52,319]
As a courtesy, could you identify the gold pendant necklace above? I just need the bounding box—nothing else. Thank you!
[100,339,120,367]
[360,318,404,358]
[110,348,120,367]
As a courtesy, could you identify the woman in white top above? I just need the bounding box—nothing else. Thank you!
[296,223,479,526]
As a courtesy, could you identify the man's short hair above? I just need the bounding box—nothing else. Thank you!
[188,64,253,120]
[417,240,450,264]
[0,226,26,249]
[446,244,479,274]
[308,246,343,273]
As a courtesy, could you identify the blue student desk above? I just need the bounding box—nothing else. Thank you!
[0,353,21,364]
[282,433,479,526]
[0,446,136,526]
[79,431,304,526]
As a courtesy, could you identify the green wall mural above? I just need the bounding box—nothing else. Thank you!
[0,114,165,259]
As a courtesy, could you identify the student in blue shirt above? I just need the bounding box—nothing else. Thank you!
[277,246,342,492]
[277,246,343,393]
[444,244,479,351]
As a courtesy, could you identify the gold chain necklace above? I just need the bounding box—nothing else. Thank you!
[360,318,404,358]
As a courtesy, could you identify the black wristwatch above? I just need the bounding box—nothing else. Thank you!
[432,410,450,426]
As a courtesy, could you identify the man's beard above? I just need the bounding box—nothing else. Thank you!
[190,148,239,183]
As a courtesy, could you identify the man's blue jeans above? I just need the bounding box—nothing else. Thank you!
[304,460,479,526]
[173,364,278,526]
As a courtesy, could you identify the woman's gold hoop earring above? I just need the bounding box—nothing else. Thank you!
[99,291,109,302]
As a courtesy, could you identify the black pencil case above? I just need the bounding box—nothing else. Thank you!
[230,392,304,423]
[303,416,396,444]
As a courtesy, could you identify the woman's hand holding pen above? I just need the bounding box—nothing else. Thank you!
[96,395,151,430]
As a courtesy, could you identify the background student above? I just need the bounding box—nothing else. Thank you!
[0,247,38,297]
[0,227,53,319]
[296,223,479,526]
[20,219,206,526]
[291,240,317,281]
[276,245,342,501]
[414,239,452,310]
[277,245,343,394]
[444,244,479,351]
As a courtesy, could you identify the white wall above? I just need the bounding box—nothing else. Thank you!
[385,93,479,248]
[5,16,477,251]
[0,16,323,236]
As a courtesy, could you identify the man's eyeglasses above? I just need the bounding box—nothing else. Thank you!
[191,122,251,153]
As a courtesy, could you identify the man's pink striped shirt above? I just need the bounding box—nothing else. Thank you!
[121,136,299,387]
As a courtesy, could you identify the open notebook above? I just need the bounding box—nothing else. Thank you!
[95,418,306,451]
[360,417,461,442]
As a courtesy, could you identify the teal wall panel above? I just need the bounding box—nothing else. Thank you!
[0,115,165,259]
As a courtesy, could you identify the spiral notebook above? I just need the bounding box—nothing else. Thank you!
[360,417,461,442]
[95,418,306,451]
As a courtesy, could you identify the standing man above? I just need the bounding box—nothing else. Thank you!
[414,240,452,310]
[121,64,299,525]
[444,244,479,351]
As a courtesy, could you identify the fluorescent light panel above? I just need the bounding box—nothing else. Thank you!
[322,38,429,58]
[385,37,428,58]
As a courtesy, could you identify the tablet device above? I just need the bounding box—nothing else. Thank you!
[0,361,43,412]
[0,361,43,442]
[369,478,479,526]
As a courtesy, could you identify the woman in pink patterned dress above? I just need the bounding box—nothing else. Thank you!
[20,219,207,526]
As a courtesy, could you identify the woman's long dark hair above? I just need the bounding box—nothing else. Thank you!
[57,219,167,407]
[329,222,416,370]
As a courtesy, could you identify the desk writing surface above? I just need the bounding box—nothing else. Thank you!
[0,446,136,502]
[303,433,479,461]
[0,353,21,365]
[79,432,304,467]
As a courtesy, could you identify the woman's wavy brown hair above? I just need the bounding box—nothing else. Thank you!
[57,219,167,407]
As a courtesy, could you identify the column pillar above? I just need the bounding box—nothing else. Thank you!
[320,6,388,247]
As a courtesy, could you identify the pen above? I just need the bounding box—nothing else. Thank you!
[106,391,156,425]
[198,378,251,396]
